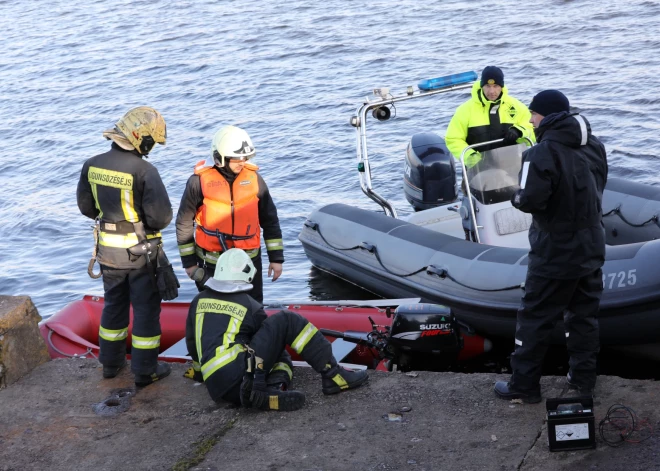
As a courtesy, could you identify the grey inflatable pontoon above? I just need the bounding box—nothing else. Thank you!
[298,80,660,352]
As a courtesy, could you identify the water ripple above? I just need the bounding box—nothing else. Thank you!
[2,0,660,317]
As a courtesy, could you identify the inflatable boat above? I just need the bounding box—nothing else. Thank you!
[40,296,492,371]
[298,74,660,354]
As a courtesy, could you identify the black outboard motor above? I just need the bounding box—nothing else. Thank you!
[403,132,457,211]
[388,303,462,371]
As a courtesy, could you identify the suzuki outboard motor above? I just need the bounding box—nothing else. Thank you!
[389,303,462,371]
[403,132,457,211]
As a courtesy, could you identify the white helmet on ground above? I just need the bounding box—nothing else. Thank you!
[211,125,256,166]
[204,248,256,293]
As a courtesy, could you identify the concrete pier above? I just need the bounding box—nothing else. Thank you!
[0,359,658,471]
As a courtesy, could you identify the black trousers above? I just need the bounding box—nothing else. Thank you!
[212,310,332,404]
[510,269,602,391]
[100,263,162,375]
[195,249,265,304]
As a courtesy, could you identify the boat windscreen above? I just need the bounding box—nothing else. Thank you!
[466,144,525,205]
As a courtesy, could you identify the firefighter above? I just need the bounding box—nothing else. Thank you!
[185,248,369,411]
[176,125,283,305]
[77,106,179,387]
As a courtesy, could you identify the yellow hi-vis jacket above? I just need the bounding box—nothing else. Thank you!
[445,81,535,164]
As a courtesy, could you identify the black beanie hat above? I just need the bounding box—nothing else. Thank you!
[528,90,570,117]
[480,66,504,87]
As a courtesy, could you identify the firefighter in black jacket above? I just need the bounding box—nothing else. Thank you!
[185,248,369,411]
[176,125,283,305]
[494,90,608,403]
[77,106,178,387]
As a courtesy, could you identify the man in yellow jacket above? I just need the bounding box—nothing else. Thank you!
[445,66,534,168]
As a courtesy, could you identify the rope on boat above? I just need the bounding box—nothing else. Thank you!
[47,329,98,359]
[307,221,523,291]
[603,206,659,228]
[305,220,363,251]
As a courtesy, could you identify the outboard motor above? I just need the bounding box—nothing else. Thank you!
[403,132,457,211]
[388,303,462,371]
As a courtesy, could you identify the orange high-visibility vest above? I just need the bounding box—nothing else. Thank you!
[194,162,260,252]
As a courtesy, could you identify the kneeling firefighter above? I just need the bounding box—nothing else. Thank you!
[77,106,180,387]
[184,248,369,411]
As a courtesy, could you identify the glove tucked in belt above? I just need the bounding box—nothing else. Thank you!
[157,264,180,301]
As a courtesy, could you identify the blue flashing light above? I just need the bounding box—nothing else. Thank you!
[417,71,478,91]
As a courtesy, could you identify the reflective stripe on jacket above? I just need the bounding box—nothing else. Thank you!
[185,290,266,393]
[193,162,261,253]
[76,145,172,268]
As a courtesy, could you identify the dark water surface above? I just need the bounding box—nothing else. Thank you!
[2,0,660,349]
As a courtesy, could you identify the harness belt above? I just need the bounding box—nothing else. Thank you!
[198,226,254,252]
[100,220,137,234]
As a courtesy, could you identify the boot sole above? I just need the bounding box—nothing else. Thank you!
[261,393,305,411]
[494,385,542,404]
[494,392,542,404]
[322,374,369,395]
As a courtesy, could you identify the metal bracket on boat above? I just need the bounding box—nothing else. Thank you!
[304,220,319,230]
[426,265,448,279]
[359,242,375,253]
[352,74,476,218]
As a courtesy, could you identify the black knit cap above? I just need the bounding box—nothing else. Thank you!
[480,66,504,87]
[528,90,570,117]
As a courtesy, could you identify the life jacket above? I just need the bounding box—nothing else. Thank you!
[194,161,260,253]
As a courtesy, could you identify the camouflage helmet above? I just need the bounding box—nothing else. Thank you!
[111,106,167,155]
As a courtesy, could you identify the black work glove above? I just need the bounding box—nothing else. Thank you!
[503,126,522,145]
[156,264,180,301]
[248,369,270,409]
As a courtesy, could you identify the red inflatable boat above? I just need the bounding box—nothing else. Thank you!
[40,296,492,371]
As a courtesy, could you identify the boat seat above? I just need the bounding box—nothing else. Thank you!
[494,207,532,236]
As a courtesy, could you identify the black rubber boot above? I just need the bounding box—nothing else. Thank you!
[321,359,369,395]
[566,372,594,397]
[493,381,542,404]
[102,359,127,379]
[240,373,305,411]
[135,362,172,387]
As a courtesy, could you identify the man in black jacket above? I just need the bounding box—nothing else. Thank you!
[494,90,608,403]
[77,106,177,387]
[185,248,368,411]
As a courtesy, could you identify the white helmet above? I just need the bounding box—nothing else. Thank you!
[211,125,256,166]
[204,248,256,293]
